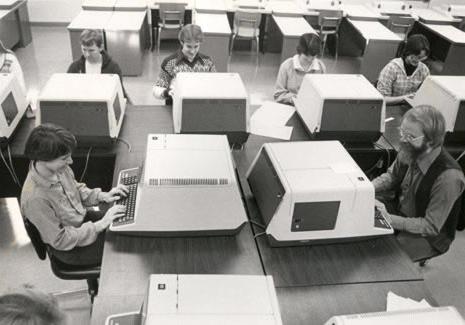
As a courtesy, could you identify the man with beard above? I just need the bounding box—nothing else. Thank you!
[372,105,464,261]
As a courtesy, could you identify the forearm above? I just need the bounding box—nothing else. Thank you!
[384,95,408,105]
[389,214,438,236]
[153,85,168,99]
[76,182,102,206]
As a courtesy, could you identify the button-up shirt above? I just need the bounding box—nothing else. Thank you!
[20,164,103,251]
[372,147,465,235]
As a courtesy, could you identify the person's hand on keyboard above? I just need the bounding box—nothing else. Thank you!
[99,185,129,203]
[375,199,392,223]
[95,205,126,232]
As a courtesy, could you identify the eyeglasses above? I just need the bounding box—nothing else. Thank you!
[408,54,427,62]
[399,128,424,143]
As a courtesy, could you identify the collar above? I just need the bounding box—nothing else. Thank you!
[415,146,441,174]
[80,50,110,67]
[29,162,60,188]
[292,55,321,73]
[392,57,421,77]
[175,49,205,65]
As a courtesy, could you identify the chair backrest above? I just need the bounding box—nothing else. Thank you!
[387,15,415,34]
[318,10,343,33]
[22,218,47,260]
[159,3,186,27]
[234,9,262,38]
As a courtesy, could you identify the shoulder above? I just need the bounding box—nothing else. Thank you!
[198,53,214,65]
[418,62,430,74]
[101,52,121,71]
[67,58,84,72]
[278,57,294,72]
[161,52,180,70]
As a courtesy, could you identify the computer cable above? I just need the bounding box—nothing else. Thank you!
[0,145,21,187]
[374,142,391,171]
[381,134,396,151]
[79,146,93,182]
[456,150,465,163]
[249,219,266,229]
[253,231,266,239]
[116,137,132,153]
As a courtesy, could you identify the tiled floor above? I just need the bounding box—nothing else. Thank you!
[1,26,464,324]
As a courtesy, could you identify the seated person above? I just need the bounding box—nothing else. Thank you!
[273,33,326,106]
[20,124,127,267]
[153,24,216,104]
[0,289,65,325]
[372,105,465,261]
[377,34,430,105]
[67,29,129,100]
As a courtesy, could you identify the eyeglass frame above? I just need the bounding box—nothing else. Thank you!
[398,127,425,143]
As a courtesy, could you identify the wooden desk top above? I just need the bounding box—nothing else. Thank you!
[341,4,385,20]
[105,11,146,30]
[194,12,232,35]
[113,0,147,10]
[269,0,307,17]
[67,10,113,30]
[349,19,402,41]
[195,0,227,13]
[273,15,316,37]
[81,0,115,11]
[0,0,22,9]
[423,23,465,44]
[411,8,458,24]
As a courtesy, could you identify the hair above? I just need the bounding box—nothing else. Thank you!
[178,24,204,43]
[296,33,321,57]
[402,105,446,148]
[80,29,104,48]
[0,290,65,325]
[25,124,77,162]
[401,34,430,59]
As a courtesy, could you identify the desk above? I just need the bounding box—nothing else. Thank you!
[81,0,115,11]
[341,4,387,23]
[338,18,402,82]
[409,22,465,76]
[104,11,150,76]
[67,10,113,61]
[0,0,31,49]
[411,8,460,25]
[195,0,227,13]
[268,15,316,62]
[194,12,231,72]
[269,0,307,17]
[113,0,147,11]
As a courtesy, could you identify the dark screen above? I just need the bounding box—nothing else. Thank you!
[113,93,121,123]
[2,92,18,126]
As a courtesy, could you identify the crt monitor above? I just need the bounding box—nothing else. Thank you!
[37,73,127,147]
[411,75,465,144]
[294,74,385,144]
[246,141,393,247]
[172,72,250,146]
[0,73,28,145]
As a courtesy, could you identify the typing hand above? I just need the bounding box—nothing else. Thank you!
[375,200,392,223]
[103,205,126,223]
[100,185,129,203]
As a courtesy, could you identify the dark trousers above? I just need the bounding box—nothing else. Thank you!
[49,210,106,267]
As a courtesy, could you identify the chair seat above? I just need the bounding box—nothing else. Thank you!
[233,27,257,38]
[158,23,183,29]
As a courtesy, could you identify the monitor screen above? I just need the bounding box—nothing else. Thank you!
[1,92,19,126]
[113,94,121,123]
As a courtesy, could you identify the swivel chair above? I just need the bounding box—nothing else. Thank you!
[22,217,100,303]
[317,10,343,59]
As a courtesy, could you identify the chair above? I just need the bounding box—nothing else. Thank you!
[155,3,186,54]
[317,10,343,59]
[387,15,415,40]
[22,217,100,303]
[230,9,262,60]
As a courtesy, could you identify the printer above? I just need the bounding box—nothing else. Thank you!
[410,75,465,144]
[172,72,250,146]
[105,274,283,325]
[37,73,126,147]
[294,74,385,144]
[246,141,393,247]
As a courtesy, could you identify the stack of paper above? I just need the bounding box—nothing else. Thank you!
[386,291,432,311]
[250,101,295,140]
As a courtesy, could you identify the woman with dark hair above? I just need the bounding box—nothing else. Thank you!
[274,33,326,105]
[20,124,127,266]
[377,34,430,105]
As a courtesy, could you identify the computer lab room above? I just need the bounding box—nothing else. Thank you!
[1,0,465,323]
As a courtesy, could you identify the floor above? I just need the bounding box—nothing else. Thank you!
[1,26,464,323]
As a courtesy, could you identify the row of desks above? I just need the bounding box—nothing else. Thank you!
[89,105,435,324]
[0,0,31,49]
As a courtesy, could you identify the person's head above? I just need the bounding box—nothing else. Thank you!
[296,33,321,65]
[402,34,430,67]
[398,105,446,163]
[178,24,204,62]
[0,289,65,325]
[80,29,104,63]
[25,124,76,172]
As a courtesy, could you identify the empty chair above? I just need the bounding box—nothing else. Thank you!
[317,10,343,59]
[155,3,186,53]
[230,9,262,59]
[387,15,415,40]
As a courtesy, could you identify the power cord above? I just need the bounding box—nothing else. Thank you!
[249,219,266,229]
[0,144,21,187]
[79,147,92,182]
[116,138,132,153]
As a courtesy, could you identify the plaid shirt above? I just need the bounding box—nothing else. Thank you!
[377,58,430,97]
[155,50,216,90]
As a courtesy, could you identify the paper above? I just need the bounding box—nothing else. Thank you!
[250,101,295,140]
[386,291,432,312]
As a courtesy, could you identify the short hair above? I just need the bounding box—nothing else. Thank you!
[80,29,104,48]
[0,290,65,325]
[178,24,204,43]
[25,124,77,161]
[296,33,321,57]
[402,105,446,148]
[402,34,430,58]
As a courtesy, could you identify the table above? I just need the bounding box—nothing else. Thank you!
[105,11,150,76]
[113,0,147,11]
[195,0,227,13]
[268,15,316,62]
[341,4,387,23]
[194,12,231,72]
[269,0,307,17]
[0,0,31,49]
[411,8,460,25]
[409,21,465,76]
[67,10,113,61]
[81,0,115,11]
[338,18,402,82]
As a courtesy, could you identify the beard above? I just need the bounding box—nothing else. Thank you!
[397,141,428,165]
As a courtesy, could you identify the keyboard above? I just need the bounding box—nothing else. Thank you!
[112,167,139,227]
[374,207,391,229]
